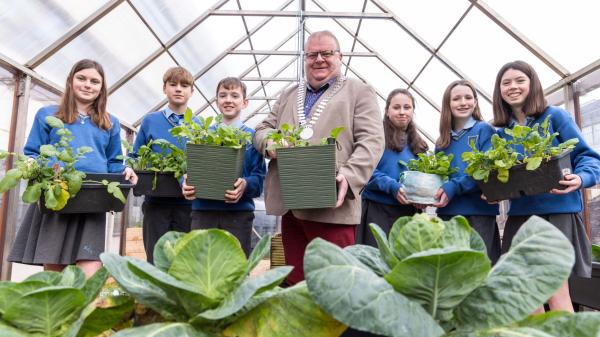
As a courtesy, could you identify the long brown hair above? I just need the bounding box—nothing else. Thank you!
[383,88,428,154]
[436,80,483,149]
[56,59,111,130]
[492,60,547,127]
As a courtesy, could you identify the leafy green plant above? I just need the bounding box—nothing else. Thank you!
[0,266,133,337]
[304,213,600,337]
[462,116,578,183]
[121,139,186,190]
[592,244,600,263]
[169,110,251,149]
[102,230,343,337]
[265,124,344,150]
[400,151,458,179]
[0,116,126,211]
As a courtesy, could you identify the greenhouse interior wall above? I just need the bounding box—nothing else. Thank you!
[0,0,599,283]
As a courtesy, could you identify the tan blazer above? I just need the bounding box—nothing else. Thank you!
[254,78,385,225]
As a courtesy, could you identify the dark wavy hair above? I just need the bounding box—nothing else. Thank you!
[383,88,428,154]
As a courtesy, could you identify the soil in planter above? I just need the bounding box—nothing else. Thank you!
[478,149,572,202]
[277,144,336,209]
[186,144,245,201]
[133,171,183,198]
[40,173,133,214]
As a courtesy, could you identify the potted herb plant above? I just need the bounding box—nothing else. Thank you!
[462,116,578,202]
[267,124,343,210]
[304,213,600,336]
[122,139,185,198]
[170,112,251,201]
[0,116,130,213]
[399,151,457,204]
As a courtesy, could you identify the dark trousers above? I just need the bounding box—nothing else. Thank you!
[282,212,356,285]
[142,201,191,263]
[190,210,255,257]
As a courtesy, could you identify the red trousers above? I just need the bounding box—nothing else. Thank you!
[282,212,356,285]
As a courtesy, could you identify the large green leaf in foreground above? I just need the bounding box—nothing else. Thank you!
[454,216,575,330]
[223,283,346,337]
[304,238,444,337]
[385,247,490,321]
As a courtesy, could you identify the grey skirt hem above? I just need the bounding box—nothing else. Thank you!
[8,204,106,266]
[356,199,418,247]
[502,213,592,278]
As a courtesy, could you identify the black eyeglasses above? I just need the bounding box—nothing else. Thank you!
[304,50,339,61]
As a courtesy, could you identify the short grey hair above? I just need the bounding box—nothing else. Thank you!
[305,30,340,50]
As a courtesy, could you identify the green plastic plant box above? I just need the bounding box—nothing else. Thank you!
[477,149,573,202]
[277,144,336,209]
[40,173,133,214]
[133,171,183,198]
[186,143,245,201]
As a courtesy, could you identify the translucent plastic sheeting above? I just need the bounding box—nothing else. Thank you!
[107,53,177,124]
[238,0,298,31]
[35,3,160,88]
[194,54,258,103]
[169,15,246,76]
[353,18,432,81]
[485,0,600,73]
[240,17,298,51]
[0,0,107,64]
[0,67,15,149]
[377,0,470,48]
[413,57,462,109]
[441,8,561,95]
[128,0,214,43]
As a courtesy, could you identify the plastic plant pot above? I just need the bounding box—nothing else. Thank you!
[477,149,573,202]
[186,143,245,201]
[277,143,337,209]
[133,171,183,198]
[400,170,444,204]
[40,173,133,214]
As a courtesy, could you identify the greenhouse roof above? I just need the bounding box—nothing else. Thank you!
[1,0,600,142]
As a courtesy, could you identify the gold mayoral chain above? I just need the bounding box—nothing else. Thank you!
[296,75,346,140]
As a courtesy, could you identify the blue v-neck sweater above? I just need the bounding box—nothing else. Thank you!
[498,106,600,215]
[24,105,124,173]
[133,110,200,205]
[362,146,416,205]
[437,121,499,216]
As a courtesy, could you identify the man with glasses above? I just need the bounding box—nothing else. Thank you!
[254,30,384,286]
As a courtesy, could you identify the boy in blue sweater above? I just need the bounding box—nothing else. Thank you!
[132,67,196,263]
[182,77,266,256]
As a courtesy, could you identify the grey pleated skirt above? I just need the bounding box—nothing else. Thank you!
[502,213,591,278]
[356,198,419,247]
[8,203,106,265]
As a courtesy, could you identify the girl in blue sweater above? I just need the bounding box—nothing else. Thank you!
[357,89,428,246]
[433,80,501,264]
[493,60,600,312]
[8,59,137,278]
